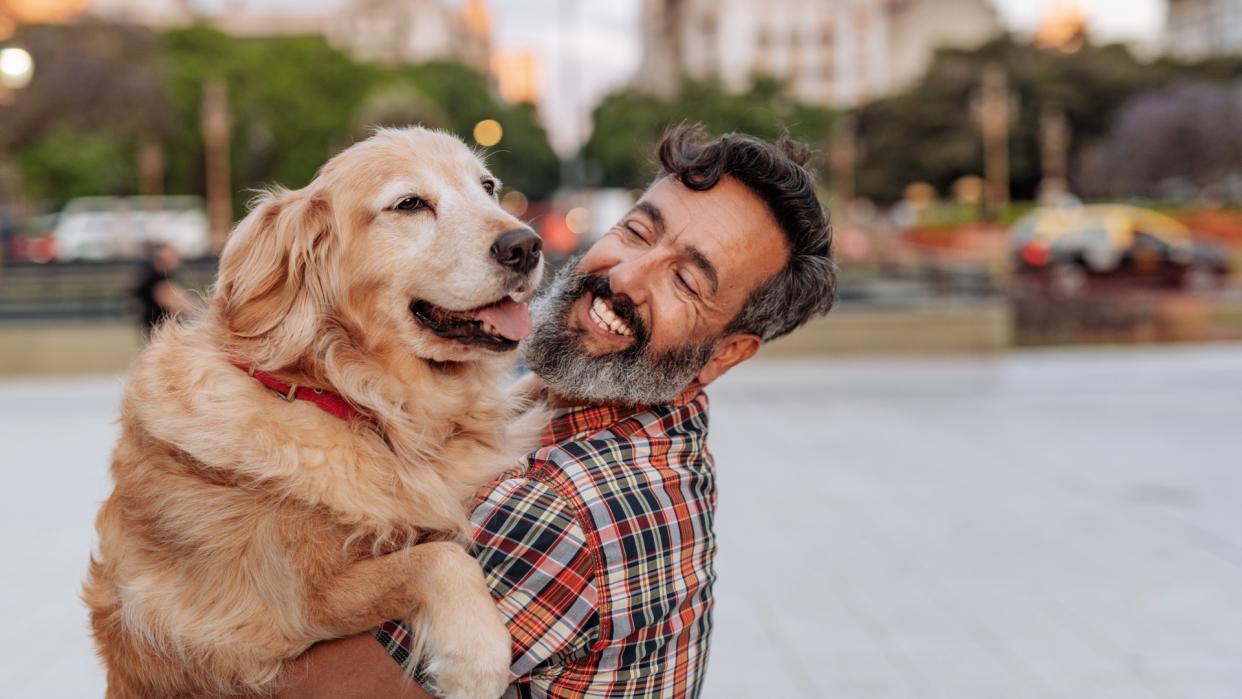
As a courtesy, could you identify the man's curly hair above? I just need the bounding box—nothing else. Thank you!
[656,124,836,342]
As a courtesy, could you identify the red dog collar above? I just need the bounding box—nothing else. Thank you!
[234,363,366,423]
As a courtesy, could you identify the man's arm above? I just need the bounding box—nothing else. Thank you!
[274,634,430,699]
[276,474,598,697]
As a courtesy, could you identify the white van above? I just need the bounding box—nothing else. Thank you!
[53,196,211,260]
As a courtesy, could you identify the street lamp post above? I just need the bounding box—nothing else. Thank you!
[200,78,233,253]
[979,64,1011,218]
[970,63,1016,220]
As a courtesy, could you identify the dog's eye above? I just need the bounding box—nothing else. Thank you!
[482,179,497,197]
[394,196,427,213]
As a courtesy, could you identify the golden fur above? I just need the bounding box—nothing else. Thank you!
[84,128,546,698]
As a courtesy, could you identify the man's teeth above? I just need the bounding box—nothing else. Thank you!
[590,296,633,336]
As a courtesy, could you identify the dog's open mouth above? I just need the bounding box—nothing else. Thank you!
[410,295,532,351]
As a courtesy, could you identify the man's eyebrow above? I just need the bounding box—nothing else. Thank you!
[682,244,720,296]
[633,201,665,237]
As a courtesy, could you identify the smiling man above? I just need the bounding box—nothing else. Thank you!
[277,125,836,698]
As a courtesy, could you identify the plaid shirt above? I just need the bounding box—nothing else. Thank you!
[376,389,717,698]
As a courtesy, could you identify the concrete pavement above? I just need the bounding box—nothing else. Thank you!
[2,345,1240,697]
[703,345,1242,699]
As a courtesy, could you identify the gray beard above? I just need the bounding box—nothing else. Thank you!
[520,261,719,406]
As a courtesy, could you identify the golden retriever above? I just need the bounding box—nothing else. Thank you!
[84,127,546,698]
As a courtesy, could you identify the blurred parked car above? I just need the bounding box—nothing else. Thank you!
[4,212,59,264]
[1011,204,1232,294]
[53,196,210,261]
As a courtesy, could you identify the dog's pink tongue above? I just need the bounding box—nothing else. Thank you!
[475,298,532,341]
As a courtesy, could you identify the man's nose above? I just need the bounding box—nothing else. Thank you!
[605,253,652,306]
[490,228,542,275]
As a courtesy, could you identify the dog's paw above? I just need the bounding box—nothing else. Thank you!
[424,615,510,699]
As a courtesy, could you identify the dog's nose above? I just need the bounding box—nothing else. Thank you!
[491,228,542,275]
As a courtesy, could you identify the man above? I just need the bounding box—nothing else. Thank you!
[278,125,836,698]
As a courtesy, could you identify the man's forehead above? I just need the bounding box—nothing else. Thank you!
[637,176,788,279]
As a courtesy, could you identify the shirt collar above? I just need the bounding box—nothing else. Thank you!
[542,385,706,445]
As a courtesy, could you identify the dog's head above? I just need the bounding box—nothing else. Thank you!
[214,127,543,367]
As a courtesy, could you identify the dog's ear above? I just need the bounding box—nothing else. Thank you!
[216,188,339,365]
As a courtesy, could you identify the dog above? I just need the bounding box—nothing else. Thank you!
[84,127,546,698]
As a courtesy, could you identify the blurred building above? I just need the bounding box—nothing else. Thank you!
[1033,0,1088,52]
[1,0,89,39]
[84,0,537,104]
[635,0,1000,106]
[85,0,184,26]
[87,0,323,34]
[329,0,491,73]
[492,49,540,104]
[1166,0,1242,58]
[85,0,493,73]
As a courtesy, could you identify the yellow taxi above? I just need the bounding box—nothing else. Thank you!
[1011,204,1230,292]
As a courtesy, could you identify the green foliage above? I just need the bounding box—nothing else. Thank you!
[581,77,836,188]
[394,62,560,198]
[160,27,383,212]
[16,126,135,201]
[1,23,169,207]
[158,29,559,208]
[8,23,560,211]
[853,35,1242,203]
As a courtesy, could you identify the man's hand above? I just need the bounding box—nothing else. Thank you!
[271,633,433,699]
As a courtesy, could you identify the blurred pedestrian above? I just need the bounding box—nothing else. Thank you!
[132,242,197,338]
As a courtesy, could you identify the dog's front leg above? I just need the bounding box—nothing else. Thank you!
[402,543,511,699]
[309,542,510,699]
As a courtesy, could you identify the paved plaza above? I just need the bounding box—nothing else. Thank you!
[2,345,1240,698]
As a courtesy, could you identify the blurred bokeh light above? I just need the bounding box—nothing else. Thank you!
[472,118,503,147]
[0,46,32,89]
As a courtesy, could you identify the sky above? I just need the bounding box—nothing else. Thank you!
[187,0,1169,154]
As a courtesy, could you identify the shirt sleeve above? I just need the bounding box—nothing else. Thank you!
[375,476,599,682]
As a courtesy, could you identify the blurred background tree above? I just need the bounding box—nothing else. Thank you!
[15,126,134,201]
[161,28,559,212]
[576,35,1242,204]
[851,35,1242,204]
[1076,80,1242,201]
[6,21,1242,216]
[580,76,835,189]
[0,22,171,202]
[1,22,561,212]
[395,61,559,198]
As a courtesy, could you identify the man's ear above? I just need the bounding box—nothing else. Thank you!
[696,333,762,387]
